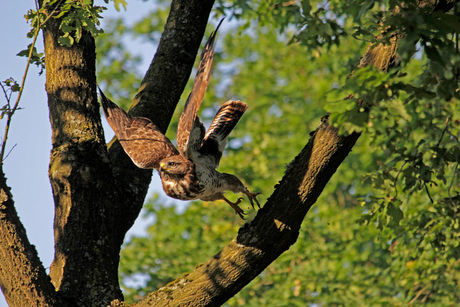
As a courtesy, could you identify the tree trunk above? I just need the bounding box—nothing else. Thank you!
[43,11,123,304]
[41,0,216,305]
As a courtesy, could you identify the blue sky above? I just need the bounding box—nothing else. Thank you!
[0,1,170,305]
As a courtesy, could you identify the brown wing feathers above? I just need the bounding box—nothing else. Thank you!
[199,100,248,163]
[98,21,260,217]
[99,87,131,136]
[176,18,224,158]
[98,87,178,169]
[98,19,246,170]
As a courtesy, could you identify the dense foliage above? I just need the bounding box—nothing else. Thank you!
[96,0,458,305]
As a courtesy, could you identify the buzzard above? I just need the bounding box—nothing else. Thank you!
[99,20,260,219]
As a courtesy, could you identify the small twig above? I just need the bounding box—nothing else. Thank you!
[393,160,408,199]
[0,28,40,163]
[420,292,432,303]
[446,129,459,144]
[38,0,65,26]
[3,144,17,162]
[435,116,449,148]
[0,0,61,166]
[447,161,458,208]
[424,182,434,204]
[0,82,12,104]
[447,258,460,270]
[409,283,431,305]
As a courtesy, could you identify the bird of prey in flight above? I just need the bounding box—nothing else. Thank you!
[99,19,260,219]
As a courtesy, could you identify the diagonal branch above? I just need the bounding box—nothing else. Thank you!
[0,172,70,307]
[136,118,360,307]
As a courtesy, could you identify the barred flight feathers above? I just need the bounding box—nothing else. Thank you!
[99,87,178,169]
[98,19,260,219]
[199,100,248,167]
[177,18,224,159]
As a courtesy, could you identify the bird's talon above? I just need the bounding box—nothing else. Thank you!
[234,207,246,220]
[236,210,246,220]
[245,191,261,209]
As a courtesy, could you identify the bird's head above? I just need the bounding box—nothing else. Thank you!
[159,155,194,176]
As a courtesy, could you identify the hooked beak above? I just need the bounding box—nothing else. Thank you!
[160,162,169,171]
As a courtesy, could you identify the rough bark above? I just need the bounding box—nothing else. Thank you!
[42,9,123,307]
[0,172,69,307]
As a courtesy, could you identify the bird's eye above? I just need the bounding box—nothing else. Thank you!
[169,162,176,167]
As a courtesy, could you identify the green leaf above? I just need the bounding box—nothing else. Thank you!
[324,98,355,113]
[16,49,30,57]
[425,45,444,66]
[300,0,311,15]
[113,0,127,11]
[387,200,404,227]
[11,84,20,92]
[58,35,74,47]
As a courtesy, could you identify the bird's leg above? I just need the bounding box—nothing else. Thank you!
[244,189,261,210]
[222,195,246,219]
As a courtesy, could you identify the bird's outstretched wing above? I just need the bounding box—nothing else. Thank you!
[176,18,224,160]
[99,87,179,169]
[199,100,248,167]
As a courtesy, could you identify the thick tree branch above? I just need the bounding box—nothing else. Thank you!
[135,118,360,307]
[0,172,69,307]
[133,1,460,305]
